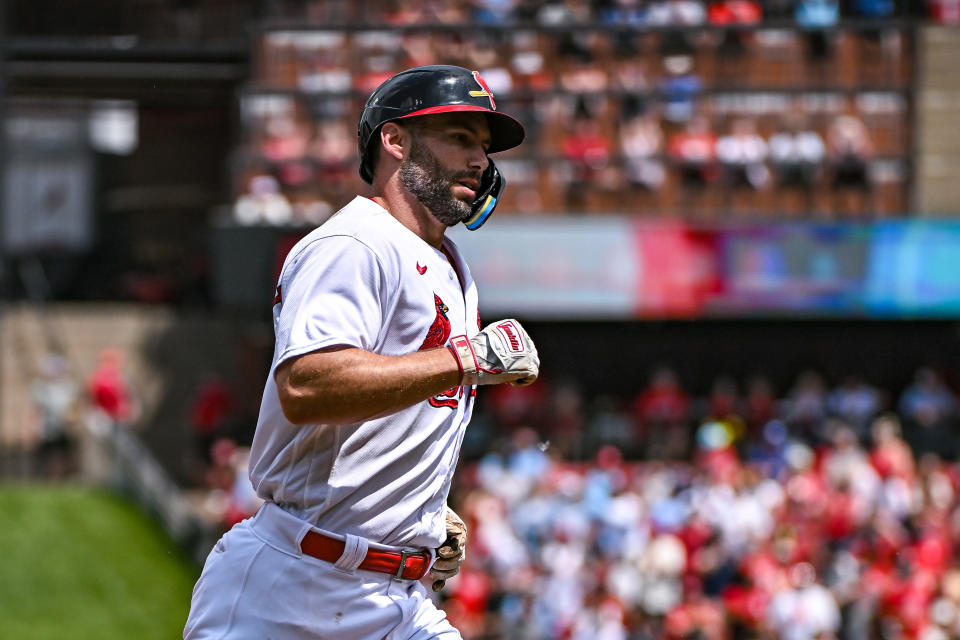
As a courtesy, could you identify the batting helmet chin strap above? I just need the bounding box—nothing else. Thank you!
[462,159,506,231]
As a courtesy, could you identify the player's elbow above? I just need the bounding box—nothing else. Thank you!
[274,365,320,424]
[276,387,314,425]
[276,377,356,425]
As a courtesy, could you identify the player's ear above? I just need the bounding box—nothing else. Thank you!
[379,122,407,163]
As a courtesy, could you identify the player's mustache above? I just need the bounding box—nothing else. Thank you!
[449,170,481,184]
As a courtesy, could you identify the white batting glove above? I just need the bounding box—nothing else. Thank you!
[430,506,467,592]
[448,319,539,386]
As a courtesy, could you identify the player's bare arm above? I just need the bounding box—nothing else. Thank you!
[275,345,463,425]
[274,316,540,425]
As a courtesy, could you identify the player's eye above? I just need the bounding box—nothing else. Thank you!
[449,128,489,152]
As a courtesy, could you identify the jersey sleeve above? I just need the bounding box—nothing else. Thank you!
[273,235,388,367]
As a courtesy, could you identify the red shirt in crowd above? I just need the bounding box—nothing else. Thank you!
[88,353,133,423]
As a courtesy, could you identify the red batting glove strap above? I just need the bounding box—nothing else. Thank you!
[447,344,464,378]
[448,335,478,383]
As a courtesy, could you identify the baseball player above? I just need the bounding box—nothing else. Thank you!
[184,65,540,639]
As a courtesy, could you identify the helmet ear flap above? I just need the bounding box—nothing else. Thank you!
[462,159,505,231]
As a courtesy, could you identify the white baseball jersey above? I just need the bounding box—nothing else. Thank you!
[248,196,479,549]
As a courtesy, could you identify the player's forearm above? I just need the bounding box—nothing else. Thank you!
[275,346,462,425]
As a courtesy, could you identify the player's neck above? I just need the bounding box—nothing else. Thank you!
[372,183,447,249]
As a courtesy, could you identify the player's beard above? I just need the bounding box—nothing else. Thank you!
[399,137,475,227]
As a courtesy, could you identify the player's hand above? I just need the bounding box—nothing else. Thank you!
[430,506,467,592]
[448,319,539,386]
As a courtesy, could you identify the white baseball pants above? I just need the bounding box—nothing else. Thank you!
[184,503,462,640]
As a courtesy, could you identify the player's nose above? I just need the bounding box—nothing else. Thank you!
[468,145,489,173]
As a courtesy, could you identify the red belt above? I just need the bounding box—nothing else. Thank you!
[300,530,430,581]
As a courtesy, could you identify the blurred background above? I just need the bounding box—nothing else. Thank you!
[2,1,960,638]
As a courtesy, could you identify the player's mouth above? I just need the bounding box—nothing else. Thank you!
[454,179,479,199]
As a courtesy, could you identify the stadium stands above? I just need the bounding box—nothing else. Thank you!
[232,0,921,223]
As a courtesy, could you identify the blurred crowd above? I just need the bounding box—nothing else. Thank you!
[232,0,923,223]
[266,0,947,26]
[177,360,960,638]
[432,366,960,639]
[16,347,140,480]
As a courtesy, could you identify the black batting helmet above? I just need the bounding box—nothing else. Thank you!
[357,65,525,184]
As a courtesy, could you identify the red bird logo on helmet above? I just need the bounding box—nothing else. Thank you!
[419,294,451,351]
[469,71,496,110]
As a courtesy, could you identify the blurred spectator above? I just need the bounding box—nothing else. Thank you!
[743,374,777,435]
[852,0,895,19]
[296,39,351,94]
[29,352,79,478]
[401,32,438,67]
[202,438,262,529]
[408,0,470,22]
[768,112,826,214]
[827,112,874,217]
[353,51,400,93]
[87,347,138,427]
[260,115,310,164]
[510,30,552,91]
[868,413,916,483]
[470,0,520,23]
[308,119,357,218]
[612,58,652,95]
[309,120,354,167]
[647,0,708,26]
[898,368,958,459]
[707,0,761,23]
[542,381,588,458]
[234,174,294,225]
[658,54,703,124]
[190,373,235,472]
[820,423,880,536]
[898,368,957,427]
[619,110,667,202]
[851,0,902,84]
[766,562,841,640]
[556,33,608,92]
[587,396,637,455]
[715,117,771,213]
[650,0,706,99]
[707,0,762,82]
[827,375,884,440]
[664,581,726,639]
[632,366,692,459]
[667,114,719,213]
[484,376,549,432]
[597,0,650,25]
[535,0,593,24]
[781,370,828,441]
[702,374,741,422]
[560,99,614,210]
[795,0,839,72]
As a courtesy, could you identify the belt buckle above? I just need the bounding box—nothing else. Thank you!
[394,549,413,580]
